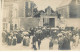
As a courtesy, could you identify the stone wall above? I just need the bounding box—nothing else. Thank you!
[20,18,40,30]
[58,18,80,29]
[64,18,80,28]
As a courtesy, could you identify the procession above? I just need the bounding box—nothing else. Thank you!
[2,26,80,50]
[2,0,80,51]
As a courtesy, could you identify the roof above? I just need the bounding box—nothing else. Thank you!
[58,0,72,8]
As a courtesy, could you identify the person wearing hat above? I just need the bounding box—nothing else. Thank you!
[8,33,13,46]
[49,38,54,50]
[16,31,22,43]
[12,35,17,45]
[32,35,37,50]
[57,33,64,50]
[61,32,71,50]
[72,35,76,47]
[23,31,30,46]
[23,35,27,46]
[38,39,41,50]
[75,33,79,47]
[30,28,35,36]
[2,31,7,44]
[27,30,31,38]
[42,27,47,39]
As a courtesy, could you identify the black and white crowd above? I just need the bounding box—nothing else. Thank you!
[2,26,80,50]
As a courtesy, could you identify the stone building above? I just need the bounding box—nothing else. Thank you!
[57,0,80,18]
[3,0,37,32]
[40,15,58,27]
[39,11,57,27]
[3,0,21,32]
[56,0,80,29]
[39,6,58,27]
[3,1,13,32]
[25,1,36,17]
[45,6,54,16]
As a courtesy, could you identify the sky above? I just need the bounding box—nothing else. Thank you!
[31,0,63,11]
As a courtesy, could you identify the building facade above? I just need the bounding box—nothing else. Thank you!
[38,6,58,27]
[45,6,54,16]
[3,1,13,32]
[57,0,80,18]
[3,0,21,32]
[40,14,58,27]
[25,1,36,17]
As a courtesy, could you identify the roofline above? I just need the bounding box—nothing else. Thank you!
[56,5,69,10]
[57,0,72,9]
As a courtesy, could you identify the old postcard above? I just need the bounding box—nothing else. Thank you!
[1,0,80,51]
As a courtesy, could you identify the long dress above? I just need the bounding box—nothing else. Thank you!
[2,31,7,43]
[49,40,53,49]
[23,36,26,46]
[23,36,30,46]
[8,36,12,45]
[12,36,17,45]
[62,37,71,50]
[26,37,30,46]
[75,35,79,46]
[16,33,22,43]
[58,38,64,50]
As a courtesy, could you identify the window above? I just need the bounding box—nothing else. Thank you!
[15,24,17,29]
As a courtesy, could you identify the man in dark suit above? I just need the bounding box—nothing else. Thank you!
[58,32,71,50]
[32,35,37,50]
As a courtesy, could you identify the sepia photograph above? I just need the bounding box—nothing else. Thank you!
[1,0,80,51]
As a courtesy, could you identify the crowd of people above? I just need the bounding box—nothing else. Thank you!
[2,26,80,50]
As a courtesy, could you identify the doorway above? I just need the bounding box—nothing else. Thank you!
[49,18,55,27]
